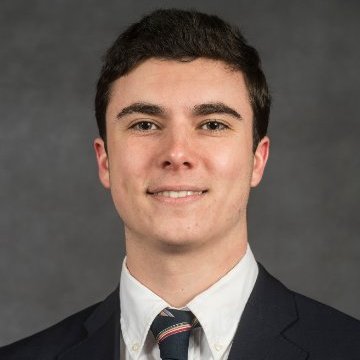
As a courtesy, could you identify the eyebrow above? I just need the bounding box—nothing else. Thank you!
[116,102,166,119]
[116,101,242,120]
[193,102,242,120]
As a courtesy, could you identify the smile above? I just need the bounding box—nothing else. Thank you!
[146,187,208,203]
[152,190,205,198]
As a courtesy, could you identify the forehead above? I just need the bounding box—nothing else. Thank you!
[107,58,252,119]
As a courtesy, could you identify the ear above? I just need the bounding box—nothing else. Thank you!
[94,138,110,189]
[250,136,270,188]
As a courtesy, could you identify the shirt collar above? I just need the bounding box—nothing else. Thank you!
[120,261,169,357]
[187,244,258,358]
[120,244,258,359]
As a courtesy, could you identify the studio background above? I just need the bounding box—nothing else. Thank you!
[1,0,359,346]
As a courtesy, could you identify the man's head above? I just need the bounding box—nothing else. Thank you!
[95,8,270,153]
[94,9,270,252]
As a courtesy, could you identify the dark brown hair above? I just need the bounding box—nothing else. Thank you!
[95,8,271,152]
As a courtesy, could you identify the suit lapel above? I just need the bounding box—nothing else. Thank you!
[56,265,309,360]
[57,286,120,360]
[228,264,308,360]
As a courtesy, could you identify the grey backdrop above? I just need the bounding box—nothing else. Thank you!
[1,0,359,346]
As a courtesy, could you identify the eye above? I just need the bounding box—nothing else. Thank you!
[130,121,159,131]
[200,121,229,131]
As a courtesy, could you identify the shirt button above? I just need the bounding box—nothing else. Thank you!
[132,343,140,352]
[214,343,223,351]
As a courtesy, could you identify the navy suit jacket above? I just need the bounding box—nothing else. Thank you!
[1,264,359,359]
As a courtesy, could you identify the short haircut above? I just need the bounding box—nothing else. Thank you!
[95,8,270,152]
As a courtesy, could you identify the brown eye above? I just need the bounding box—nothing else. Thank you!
[201,121,228,131]
[131,121,158,131]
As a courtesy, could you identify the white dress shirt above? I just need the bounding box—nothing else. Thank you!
[119,244,258,360]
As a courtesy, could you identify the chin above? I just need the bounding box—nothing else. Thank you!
[152,228,212,252]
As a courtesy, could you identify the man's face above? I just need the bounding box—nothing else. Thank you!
[95,58,269,251]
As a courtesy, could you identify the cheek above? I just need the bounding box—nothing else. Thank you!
[208,141,253,181]
[109,148,139,192]
[108,140,151,194]
[207,140,253,218]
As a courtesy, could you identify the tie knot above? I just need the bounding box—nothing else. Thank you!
[150,308,200,360]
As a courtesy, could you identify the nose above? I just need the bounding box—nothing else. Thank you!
[157,128,197,170]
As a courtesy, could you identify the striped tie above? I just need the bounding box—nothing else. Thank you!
[150,308,200,360]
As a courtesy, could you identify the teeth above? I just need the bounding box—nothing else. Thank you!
[154,191,203,198]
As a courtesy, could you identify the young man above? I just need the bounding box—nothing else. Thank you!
[1,8,359,360]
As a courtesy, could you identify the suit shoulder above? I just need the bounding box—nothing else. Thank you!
[0,302,99,360]
[287,291,360,357]
[294,291,360,329]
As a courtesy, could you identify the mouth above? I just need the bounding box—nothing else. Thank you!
[146,185,208,201]
[148,190,207,198]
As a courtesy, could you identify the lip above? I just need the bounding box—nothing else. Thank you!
[147,185,208,194]
[146,186,208,204]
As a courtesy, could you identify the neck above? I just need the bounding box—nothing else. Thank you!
[125,226,248,308]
